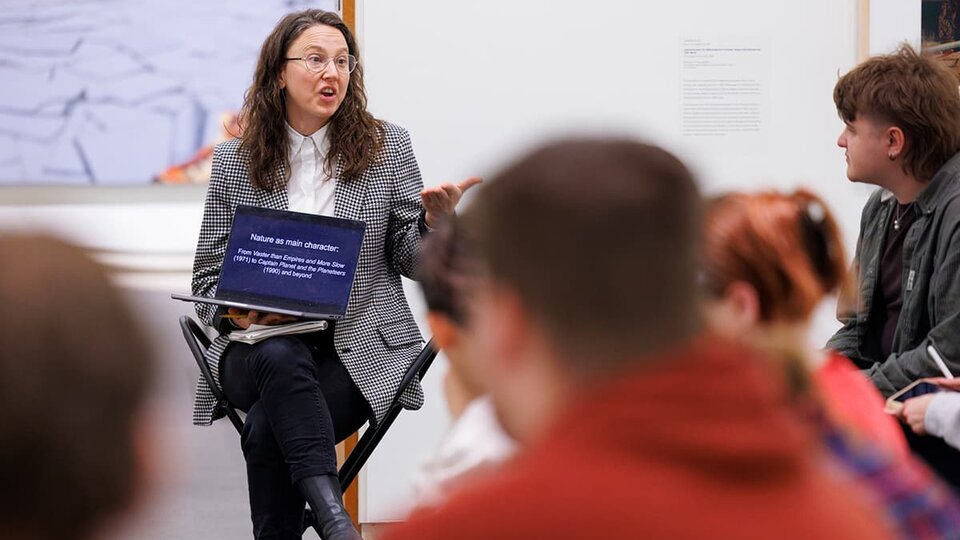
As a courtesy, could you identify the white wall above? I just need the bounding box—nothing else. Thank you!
[357,0,913,521]
[0,0,921,524]
[869,0,922,56]
[363,0,875,238]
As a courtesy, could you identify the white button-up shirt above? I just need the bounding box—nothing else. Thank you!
[285,123,335,216]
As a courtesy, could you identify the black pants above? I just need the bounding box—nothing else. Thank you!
[220,328,370,540]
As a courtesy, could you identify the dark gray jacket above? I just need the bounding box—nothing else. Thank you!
[826,152,960,396]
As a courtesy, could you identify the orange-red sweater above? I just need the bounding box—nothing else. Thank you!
[385,339,894,540]
[814,352,909,460]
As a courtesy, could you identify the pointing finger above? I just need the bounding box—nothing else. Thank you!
[457,176,483,193]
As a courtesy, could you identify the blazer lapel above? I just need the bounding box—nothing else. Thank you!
[335,158,368,220]
[256,161,290,210]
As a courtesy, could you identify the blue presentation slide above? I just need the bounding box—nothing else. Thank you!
[219,212,363,308]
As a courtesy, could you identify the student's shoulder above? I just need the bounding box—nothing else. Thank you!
[386,460,564,540]
[932,178,960,233]
[385,485,521,540]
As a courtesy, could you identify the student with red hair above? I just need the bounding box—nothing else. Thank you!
[701,189,905,455]
[701,189,960,539]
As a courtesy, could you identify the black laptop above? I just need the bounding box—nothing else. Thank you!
[172,205,365,320]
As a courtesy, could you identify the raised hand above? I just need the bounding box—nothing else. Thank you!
[421,176,483,229]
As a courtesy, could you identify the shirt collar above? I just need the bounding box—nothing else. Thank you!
[285,122,330,155]
[914,151,960,214]
[879,151,960,214]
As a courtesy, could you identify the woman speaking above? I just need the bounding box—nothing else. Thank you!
[190,9,478,540]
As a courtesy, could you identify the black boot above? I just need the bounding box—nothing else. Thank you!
[297,474,362,540]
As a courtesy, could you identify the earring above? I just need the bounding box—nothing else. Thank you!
[888,153,896,161]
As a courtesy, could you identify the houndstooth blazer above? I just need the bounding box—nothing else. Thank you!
[191,121,425,427]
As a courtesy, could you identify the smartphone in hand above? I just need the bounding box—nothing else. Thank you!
[884,379,942,415]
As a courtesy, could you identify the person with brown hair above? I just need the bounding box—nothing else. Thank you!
[384,138,893,540]
[189,9,478,540]
[701,189,960,539]
[0,234,156,540]
[827,44,960,389]
[824,43,960,485]
[411,218,514,509]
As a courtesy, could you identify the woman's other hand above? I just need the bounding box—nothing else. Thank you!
[900,393,937,435]
[422,176,483,229]
[226,308,299,330]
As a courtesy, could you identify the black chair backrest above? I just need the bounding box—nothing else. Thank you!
[178,315,439,493]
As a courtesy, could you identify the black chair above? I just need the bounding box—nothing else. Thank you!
[178,315,439,532]
[180,316,245,433]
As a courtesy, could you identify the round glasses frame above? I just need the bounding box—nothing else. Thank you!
[284,53,357,74]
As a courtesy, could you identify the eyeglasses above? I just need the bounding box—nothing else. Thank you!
[284,53,357,74]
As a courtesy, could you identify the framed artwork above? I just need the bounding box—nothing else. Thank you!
[0,0,353,186]
[857,0,960,68]
[921,0,960,75]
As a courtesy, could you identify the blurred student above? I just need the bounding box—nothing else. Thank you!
[701,190,906,457]
[0,234,157,540]
[384,139,893,540]
[701,189,960,540]
[824,44,960,485]
[411,219,515,509]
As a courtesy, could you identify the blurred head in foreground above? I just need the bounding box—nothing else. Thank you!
[419,219,489,417]
[0,234,156,540]
[461,137,702,440]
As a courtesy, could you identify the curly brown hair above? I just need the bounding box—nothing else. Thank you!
[834,44,960,182]
[239,9,384,190]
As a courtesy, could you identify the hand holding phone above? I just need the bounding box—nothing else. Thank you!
[884,379,942,415]
[899,393,939,435]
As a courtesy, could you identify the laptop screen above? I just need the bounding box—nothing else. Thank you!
[217,206,365,317]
